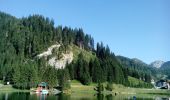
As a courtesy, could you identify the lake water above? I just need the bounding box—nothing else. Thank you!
[0,92,170,100]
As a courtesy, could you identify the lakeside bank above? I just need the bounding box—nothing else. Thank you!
[0,80,170,95]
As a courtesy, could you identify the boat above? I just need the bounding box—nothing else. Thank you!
[41,89,49,94]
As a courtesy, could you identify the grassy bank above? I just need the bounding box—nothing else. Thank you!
[0,84,30,92]
[70,80,170,95]
[0,80,170,95]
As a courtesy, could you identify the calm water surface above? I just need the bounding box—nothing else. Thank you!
[0,92,170,100]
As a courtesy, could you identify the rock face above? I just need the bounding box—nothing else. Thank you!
[37,43,73,69]
[37,44,60,58]
[150,60,164,68]
[48,52,73,69]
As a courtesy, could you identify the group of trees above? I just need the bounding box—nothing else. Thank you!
[160,61,170,79]
[65,47,126,86]
[0,11,153,90]
[117,56,156,82]
[0,11,94,89]
[65,43,152,88]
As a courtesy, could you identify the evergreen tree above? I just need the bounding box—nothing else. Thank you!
[92,58,103,83]
[95,82,104,93]
[75,52,91,85]
[57,69,71,91]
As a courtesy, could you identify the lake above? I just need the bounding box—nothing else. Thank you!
[0,92,170,100]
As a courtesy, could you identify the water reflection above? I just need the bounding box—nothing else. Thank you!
[0,92,170,100]
[155,97,170,100]
[97,93,104,100]
[5,93,8,100]
[106,94,113,100]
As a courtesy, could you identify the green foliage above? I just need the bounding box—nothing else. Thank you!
[128,76,153,88]
[95,82,104,93]
[57,69,71,91]
[91,58,104,83]
[74,53,92,85]
[160,61,170,78]
[66,63,74,80]
[105,82,113,91]
[13,60,39,89]
[117,56,158,80]
[72,45,95,62]
[42,66,58,88]
[0,11,94,89]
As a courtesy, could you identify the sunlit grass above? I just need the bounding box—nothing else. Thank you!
[70,80,170,95]
[72,45,96,62]
[0,84,29,92]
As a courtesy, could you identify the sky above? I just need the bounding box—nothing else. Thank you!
[0,0,170,64]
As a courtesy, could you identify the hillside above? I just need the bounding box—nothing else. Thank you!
[160,61,170,79]
[161,61,170,70]
[37,43,96,69]
[150,60,164,69]
[116,56,170,80]
[0,11,153,90]
[117,56,163,80]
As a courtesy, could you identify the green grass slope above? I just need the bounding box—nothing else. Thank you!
[71,45,96,62]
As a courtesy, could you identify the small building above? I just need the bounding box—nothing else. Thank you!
[151,79,155,85]
[155,80,169,89]
[38,82,48,89]
[36,82,48,93]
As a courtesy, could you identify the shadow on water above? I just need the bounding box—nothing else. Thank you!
[96,93,170,100]
[97,93,104,100]
[0,92,170,100]
[57,93,70,100]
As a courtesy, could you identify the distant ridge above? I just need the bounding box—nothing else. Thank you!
[150,60,164,68]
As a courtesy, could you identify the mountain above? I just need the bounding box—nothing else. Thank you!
[161,61,170,69]
[117,55,170,80]
[150,60,164,68]
[116,56,159,80]
[117,56,151,71]
[160,61,170,79]
[132,58,148,67]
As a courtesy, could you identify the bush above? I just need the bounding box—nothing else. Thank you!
[105,82,113,91]
[95,82,104,93]
[80,72,91,85]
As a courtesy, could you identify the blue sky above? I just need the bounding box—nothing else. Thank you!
[0,0,170,63]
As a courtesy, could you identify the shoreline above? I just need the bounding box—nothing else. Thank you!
[0,83,170,96]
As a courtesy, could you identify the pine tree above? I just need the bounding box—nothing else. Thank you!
[58,69,71,91]
[95,82,104,93]
[92,58,103,83]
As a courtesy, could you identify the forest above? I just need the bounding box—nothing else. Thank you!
[0,11,153,90]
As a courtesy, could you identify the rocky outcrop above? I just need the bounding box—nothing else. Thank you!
[37,43,73,69]
[48,52,73,69]
[37,44,60,58]
[150,60,164,68]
